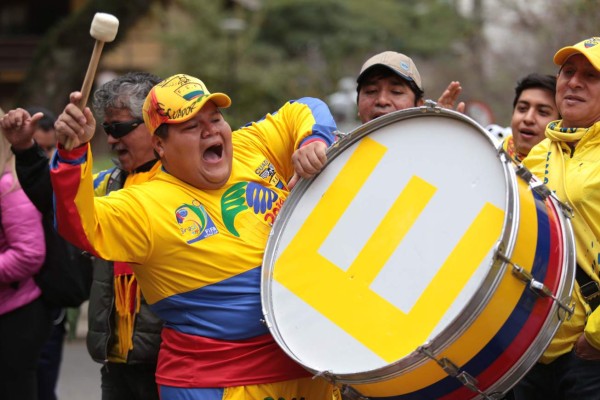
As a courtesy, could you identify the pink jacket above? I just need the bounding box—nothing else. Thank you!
[0,170,45,315]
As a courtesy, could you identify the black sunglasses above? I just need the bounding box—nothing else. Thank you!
[102,119,144,138]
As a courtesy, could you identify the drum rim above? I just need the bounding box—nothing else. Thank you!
[262,105,514,372]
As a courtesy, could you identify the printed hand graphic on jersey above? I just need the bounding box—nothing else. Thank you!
[221,182,280,237]
[246,182,278,214]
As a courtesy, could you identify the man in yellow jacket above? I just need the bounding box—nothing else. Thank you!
[514,36,600,400]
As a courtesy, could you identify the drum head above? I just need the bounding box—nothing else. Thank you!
[262,108,511,375]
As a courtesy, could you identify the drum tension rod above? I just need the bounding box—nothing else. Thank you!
[524,175,553,201]
[497,253,575,317]
[313,371,369,400]
[514,163,533,182]
[340,385,369,400]
[418,346,501,399]
[514,162,552,200]
[514,163,552,203]
[529,179,571,214]
[514,164,574,218]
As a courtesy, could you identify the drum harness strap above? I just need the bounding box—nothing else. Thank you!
[576,266,600,311]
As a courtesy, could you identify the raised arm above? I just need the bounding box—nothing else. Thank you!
[241,97,336,189]
[436,81,466,113]
[1,108,54,213]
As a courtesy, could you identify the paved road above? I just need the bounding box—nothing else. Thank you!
[55,304,100,400]
[56,338,101,400]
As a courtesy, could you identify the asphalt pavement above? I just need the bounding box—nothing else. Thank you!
[55,303,101,400]
[57,338,101,400]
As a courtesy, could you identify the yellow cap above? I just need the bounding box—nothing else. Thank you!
[142,74,231,135]
[554,37,600,71]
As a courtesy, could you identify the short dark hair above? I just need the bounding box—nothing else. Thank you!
[154,124,169,139]
[512,73,557,109]
[25,106,56,131]
[357,66,424,106]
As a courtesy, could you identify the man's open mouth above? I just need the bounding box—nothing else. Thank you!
[203,144,223,161]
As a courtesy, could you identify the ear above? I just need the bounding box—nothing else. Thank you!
[416,98,425,107]
[152,135,165,158]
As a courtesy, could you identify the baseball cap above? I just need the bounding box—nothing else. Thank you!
[142,74,231,135]
[554,37,600,71]
[357,51,423,93]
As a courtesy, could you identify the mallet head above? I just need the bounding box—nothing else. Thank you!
[90,12,119,42]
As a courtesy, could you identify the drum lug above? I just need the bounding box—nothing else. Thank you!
[497,253,575,317]
[437,356,461,376]
[417,346,499,399]
[457,371,482,394]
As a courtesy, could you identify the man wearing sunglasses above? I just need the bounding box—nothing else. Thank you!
[1,72,164,400]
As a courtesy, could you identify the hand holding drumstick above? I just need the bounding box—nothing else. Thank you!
[62,12,118,150]
[55,91,97,149]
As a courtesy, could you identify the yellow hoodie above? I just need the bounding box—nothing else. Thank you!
[524,120,600,363]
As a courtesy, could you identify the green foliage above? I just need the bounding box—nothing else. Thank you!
[258,0,356,58]
[161,0,473,128]
[9,0,600,147]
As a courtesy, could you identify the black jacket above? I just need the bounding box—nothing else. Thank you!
[86,160,163,365]
[14,144,92,308]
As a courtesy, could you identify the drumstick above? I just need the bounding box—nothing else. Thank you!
[64,13,119,150]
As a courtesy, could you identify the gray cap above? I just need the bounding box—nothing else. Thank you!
[357,51,423,92]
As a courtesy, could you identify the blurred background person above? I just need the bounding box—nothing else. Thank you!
[355,51,464,126]
[0,107,50,400]
[356,51,426,124]
[502,73,559,162]
[25,106,57,158]
[87,72,163,400]
[1,72,163,400]
[23,106,67,400]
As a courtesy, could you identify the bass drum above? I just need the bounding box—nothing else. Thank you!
[262,106,575,399]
